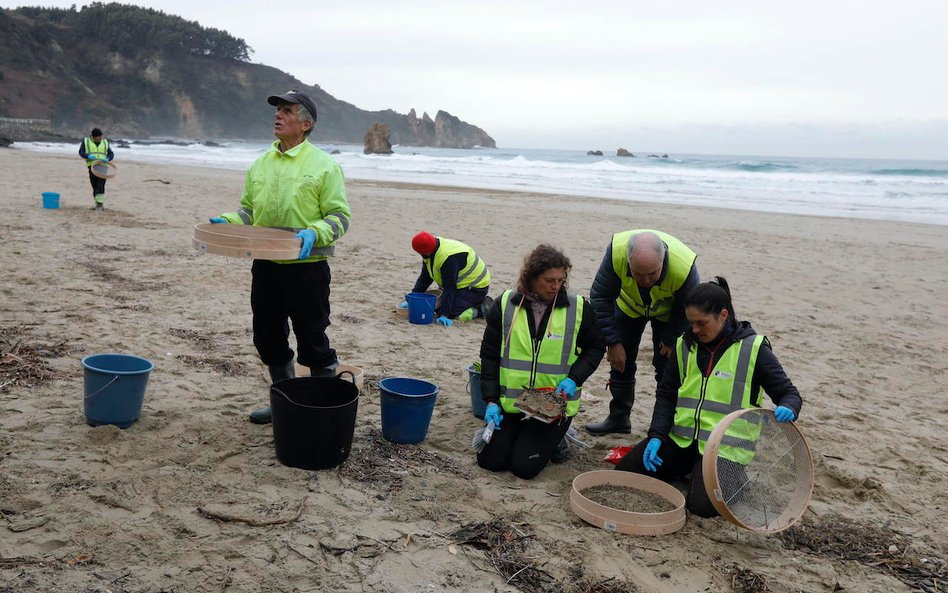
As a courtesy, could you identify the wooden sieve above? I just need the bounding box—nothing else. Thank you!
[702,408,814,534]
[192,222,301,260]
[90,160,117,179]
[570,470,686,536]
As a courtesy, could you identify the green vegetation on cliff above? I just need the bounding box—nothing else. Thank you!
[0,3,495,148]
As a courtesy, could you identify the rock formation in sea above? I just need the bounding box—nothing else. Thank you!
[363,124,393,155]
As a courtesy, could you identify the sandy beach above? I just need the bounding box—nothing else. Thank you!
[1,148,946,593]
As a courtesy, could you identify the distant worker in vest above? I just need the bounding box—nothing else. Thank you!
[615,277,802,516]
[208,90,351,425]
[78,127,114,210]
[401,231,492,326]
[585,230,700,435]
[477,244,605,479]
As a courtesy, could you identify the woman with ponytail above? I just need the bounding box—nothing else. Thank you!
[615,276,802,517]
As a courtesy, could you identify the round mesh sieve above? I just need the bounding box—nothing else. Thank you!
[703,408,814,533]
[91,161,117,179]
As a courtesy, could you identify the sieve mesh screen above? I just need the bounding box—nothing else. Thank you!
[91,161,116,179]
[709,409,813,532]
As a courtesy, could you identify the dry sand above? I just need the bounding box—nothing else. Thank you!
[1,148,946,593]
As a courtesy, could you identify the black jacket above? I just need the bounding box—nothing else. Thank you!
[648,319,803,440]
[479,289,606,403]
[589,240,699,347]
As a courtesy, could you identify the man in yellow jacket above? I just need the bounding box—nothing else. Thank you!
[585,230,699,435]
[209,90,351,424]
[404,232,492,326]
[78,127,114,210]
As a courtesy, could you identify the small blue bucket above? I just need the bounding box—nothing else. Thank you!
[379,377,439,444]
[42,192,60,209]
[82,354,155,428]
[405,292,437,325]
[466,364,486,419]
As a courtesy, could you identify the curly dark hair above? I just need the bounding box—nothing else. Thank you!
[516,244,572,295]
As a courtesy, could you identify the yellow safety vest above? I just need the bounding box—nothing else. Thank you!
[425,238,490,289]
[610,230,696,321]
[498,289,583,417]
[669,334,765,464]
[83,137,110,167]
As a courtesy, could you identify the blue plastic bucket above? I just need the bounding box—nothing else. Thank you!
[467,364,486,419]
[42,192,60,209]
[82,354,154,428]
[405,292,437,325]
[379,377,439,444]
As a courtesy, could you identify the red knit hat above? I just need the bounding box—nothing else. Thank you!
[411,231,437,256]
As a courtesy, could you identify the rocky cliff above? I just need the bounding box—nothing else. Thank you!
[0,5,496,148]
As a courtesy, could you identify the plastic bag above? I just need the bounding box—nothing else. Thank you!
[604,446,632,465]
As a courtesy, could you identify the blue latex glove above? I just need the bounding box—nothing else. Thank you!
[643,437,663,472]
[774,405,796,423]
[484,403,503,429]
[435,315,453,327]
[397,301,408,309]
[209,217,227,224]
[86,154,98,160]
[556,377,576,398]
[296,228,316,259]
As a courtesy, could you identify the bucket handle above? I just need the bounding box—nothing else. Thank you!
[336,369,357,387]
[271,385,356,410]
[84,375,120,399]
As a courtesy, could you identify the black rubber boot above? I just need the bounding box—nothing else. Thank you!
[476,296,494,319]
[308,359,339,379]
[583,380,634,435]
[249,360,295,424]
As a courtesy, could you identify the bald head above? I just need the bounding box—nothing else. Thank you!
[627,232,666,288]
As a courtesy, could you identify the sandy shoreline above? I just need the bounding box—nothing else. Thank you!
[2,148,946,593]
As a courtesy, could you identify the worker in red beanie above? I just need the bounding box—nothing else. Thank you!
[401,231,493,326]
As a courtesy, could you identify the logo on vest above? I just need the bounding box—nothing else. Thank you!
[546,332,564,340]
[712,370,733,379]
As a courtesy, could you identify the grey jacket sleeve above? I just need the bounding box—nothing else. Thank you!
[567,296,606,385]
[589,242,622,345]
[648,353,682,439]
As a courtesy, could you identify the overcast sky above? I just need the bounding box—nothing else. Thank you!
[6,1,947,159]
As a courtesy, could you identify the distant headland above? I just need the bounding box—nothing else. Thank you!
[0,4,495,149]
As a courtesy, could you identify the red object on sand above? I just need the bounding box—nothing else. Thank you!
[604,446,632,465]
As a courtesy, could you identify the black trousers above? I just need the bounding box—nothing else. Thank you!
[615,436,718,518]
[477,413,572,480]
[250,259,336,370]
[88,169,106,199]
[610,309,669,388]
[440,286,489,318]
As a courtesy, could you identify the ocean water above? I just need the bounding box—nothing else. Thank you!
[18,141,948,225]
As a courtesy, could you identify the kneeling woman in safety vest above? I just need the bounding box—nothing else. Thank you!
[616,276,802,516]
[477,244,605,479]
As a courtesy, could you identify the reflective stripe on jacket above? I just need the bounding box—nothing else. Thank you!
[610,229,696,321]
[425,238,490,289]
[498,289,583,417]
[221,139,350,264]
[669,334,765,463]
[83,137,110,167]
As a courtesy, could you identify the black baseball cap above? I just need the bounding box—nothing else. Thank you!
[267,90,318,122]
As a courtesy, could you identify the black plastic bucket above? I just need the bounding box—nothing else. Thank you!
[270,372,359,470]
